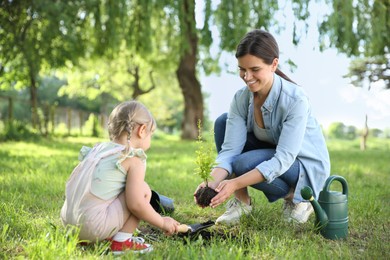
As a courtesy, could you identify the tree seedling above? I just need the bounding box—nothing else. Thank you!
[194,120,218,207]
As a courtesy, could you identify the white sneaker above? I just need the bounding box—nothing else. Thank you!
[289,202,314,223]
[216,198,252,226]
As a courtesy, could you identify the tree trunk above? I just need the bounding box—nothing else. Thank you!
[50,105,55,134]
[79,110,83,136]
[29,71,40,130]
[8,96,13,122]
[176,0,203,140]
[42,101,50,136]
[360,114,369,151]
[67,107,72,136]
[176,58,203,140]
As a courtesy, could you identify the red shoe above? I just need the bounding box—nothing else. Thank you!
[110,237,153,255]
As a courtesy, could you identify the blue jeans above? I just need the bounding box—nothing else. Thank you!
[214,113,300,202]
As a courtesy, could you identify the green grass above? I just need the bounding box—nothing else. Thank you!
[1,136,389,259]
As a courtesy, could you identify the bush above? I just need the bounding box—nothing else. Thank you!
[0,121,40,141]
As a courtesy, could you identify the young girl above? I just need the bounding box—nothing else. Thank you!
[61,100,180,255]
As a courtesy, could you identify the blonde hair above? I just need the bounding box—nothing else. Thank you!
[108,100,156,151]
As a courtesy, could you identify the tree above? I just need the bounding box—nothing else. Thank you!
[175,0,204,139]
[4,0,387,141]
[344,55,390,90]
[369,128,383,138]
[318,0,389,89]
[172,0,311,138]
[0,1,92,129]
[319,0,389,149]
[327,122,358,140]
[126,0,389,139]
[345,125,358,140]
[328,122,346,139]
[103,0,311,139]
[360,115,369,150]
[319,0,389,57]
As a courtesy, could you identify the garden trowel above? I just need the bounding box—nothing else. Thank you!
[177,220,215,237]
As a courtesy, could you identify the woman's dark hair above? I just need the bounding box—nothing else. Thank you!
[235,29,296,84]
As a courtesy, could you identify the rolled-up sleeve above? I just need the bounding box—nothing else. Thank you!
[257,97,309,182]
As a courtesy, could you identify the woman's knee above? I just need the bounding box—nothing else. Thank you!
[214,113,228,152]
[251,179,291,202]
[214,113,228,130]
[232,157,251,176]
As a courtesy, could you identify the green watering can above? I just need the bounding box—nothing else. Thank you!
[301,175,349,240]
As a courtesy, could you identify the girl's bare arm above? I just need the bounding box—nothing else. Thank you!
[124,157,165,229]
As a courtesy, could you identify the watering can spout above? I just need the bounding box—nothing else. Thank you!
[301,186,329,230]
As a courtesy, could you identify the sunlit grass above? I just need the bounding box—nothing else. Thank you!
[1,136,389,259]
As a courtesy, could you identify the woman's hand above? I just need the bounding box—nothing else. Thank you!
[209,179,237,208]
[193,180,218,205]
[210,168,265,208]
[193,168,229,205]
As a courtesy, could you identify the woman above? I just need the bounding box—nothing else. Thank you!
[194,29,330,225]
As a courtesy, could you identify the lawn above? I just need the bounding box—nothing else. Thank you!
[0,135,389,259]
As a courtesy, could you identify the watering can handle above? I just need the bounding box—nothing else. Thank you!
[323,175,348,196]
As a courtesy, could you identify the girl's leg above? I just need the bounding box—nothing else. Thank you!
[117,193,140,233]
[111,190,153,254]
[117,183,152,233]
[232,149,300,202]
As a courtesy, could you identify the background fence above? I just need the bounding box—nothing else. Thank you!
[0,95,107,137]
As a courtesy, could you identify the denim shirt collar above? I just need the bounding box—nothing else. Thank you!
[261,74,282,113]
[247,73,282,130]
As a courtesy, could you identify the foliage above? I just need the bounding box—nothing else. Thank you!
[60,51,152,102]
[39,75,102,113]
[319,0,389,57]
[0,76,102,121]
[0,75,109,140]
[138,78,184,133]
[0,121,39,142]
[60,51,184,131]
[194,120,217,186]
[1,0,388,139]
[214,0,281,52]
[344,55,390,90]
[88,114,102,138]
[327,122,358,140]
[369,128,384,138]
[0,89,30,123]
[0,137,389,259]
[0,0,95,126]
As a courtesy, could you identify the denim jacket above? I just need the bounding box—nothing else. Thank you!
[216,74,330,201]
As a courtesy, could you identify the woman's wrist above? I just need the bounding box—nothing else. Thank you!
[211,168,229,183]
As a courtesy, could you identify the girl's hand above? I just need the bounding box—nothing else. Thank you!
[161,217,180,236]
[209,179,237,208]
